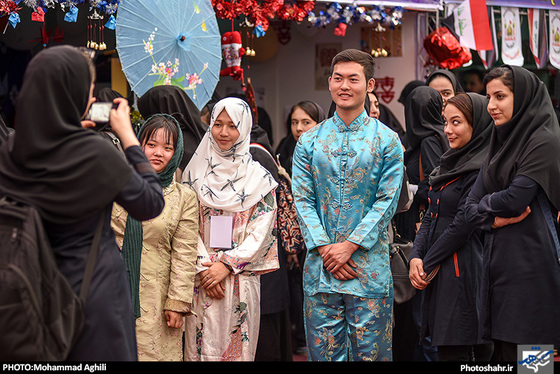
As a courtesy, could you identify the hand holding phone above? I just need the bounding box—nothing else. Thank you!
[85,102,117,123]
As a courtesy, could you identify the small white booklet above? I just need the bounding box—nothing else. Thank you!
[209,215,233,249]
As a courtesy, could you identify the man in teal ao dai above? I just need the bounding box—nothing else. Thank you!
[292,49,404,361]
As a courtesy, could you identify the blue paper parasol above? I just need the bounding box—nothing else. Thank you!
[115,0,221,110]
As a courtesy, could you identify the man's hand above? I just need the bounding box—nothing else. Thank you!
[321,241,359,273]
[318,241,360,280]
[331,260,359,280]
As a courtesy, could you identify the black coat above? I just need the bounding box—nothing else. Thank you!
[394,135,446,241]
[44,147,164,360]
[250,126,290,315]
[411,171,484,346]
[465,171,560,345]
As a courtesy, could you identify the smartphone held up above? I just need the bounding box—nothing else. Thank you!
[85,102,117,124]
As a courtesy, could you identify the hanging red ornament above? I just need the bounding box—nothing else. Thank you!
[334,22,347,36]
[277,1,316,22]
[423,27,472,70]
[220,31,245,82]
[0,0,19,17]
[211,0,315,31]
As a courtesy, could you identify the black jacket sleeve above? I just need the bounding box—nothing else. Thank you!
[114,145,164,221]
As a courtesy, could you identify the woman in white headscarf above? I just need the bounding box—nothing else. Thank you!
[182,97,279,361]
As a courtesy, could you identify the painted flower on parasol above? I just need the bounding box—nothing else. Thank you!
[116,0,221,110]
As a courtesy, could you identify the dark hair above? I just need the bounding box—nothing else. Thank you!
[483,66,513,92]
[286,101,325,130]
[138,115,179,150]
[330,49,375,81]
[445,93,473,127]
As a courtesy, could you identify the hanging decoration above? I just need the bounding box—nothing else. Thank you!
[277,0,315,22]
[87,8,106,50]
[220,30,245,82]
[211,0,316,36]
[212,0,283,35]
[307,3,404,36]
[27,4,65,49]
[18,0,120,14]
[423,27,472,70]
[549,10,560,69]
[240,18,257,56]
[3,0,119,30]
[1,0,20,29]
[500,6,523,67]
[0,0,20,18]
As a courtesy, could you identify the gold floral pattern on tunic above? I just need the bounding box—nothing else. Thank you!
[112,181,199,361]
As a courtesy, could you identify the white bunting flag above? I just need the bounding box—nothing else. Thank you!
[501,7,523,66]
[549,10,560,69]
[528,9,548,69]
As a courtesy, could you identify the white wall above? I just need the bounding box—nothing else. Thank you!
[215,11,422,148]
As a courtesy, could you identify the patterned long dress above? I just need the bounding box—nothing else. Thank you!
[184,191,278,361]
[111,181,199,361]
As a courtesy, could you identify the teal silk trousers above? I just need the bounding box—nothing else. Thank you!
[304,292,393,361]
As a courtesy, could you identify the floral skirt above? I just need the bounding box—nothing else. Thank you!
[184,273,261,361]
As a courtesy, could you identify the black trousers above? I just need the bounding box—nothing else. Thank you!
[437,343,494,361]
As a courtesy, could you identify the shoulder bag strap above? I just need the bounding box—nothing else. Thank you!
[419,152,424,182]
[537,190,560,265]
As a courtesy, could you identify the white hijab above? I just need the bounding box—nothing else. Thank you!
[183,97,277,212]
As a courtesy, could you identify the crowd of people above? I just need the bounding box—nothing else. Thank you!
[0,44,559,363]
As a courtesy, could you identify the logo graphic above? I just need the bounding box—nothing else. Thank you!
[517,345,554,374]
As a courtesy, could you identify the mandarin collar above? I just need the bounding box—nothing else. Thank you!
[333,110,369,132]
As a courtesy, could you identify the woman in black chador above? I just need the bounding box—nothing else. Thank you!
[393,86,449,361]
[397,86,450,242]
[465,65,560,361]
[0,46,165,360]
[409,92,493,361]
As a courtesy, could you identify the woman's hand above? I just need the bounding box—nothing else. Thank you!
[164,310,184,329]
[492,206,531,229]
[200,262,231,299]
[409,258,429,290]
[205,282,225,299]
[109,98,140,149]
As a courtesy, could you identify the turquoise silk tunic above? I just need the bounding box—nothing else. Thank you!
[292,110,404,300]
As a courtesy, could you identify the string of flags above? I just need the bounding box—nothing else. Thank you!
[1,0,118,33]
[2,0,560,69]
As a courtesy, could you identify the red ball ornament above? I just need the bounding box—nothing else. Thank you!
[423,27,472,70]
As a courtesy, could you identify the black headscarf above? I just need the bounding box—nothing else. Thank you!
[482,65,560,210]
[0,45,132,224]
[429,93,493,190]
[404,86,449,154]
[426,69,465,94]
[137,85,207,170]
[93,87,125,132]
[398,80,425,104]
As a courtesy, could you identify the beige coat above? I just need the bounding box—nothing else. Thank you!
[112,181,199,361]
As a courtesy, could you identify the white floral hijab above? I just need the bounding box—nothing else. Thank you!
[183,97,277,212]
